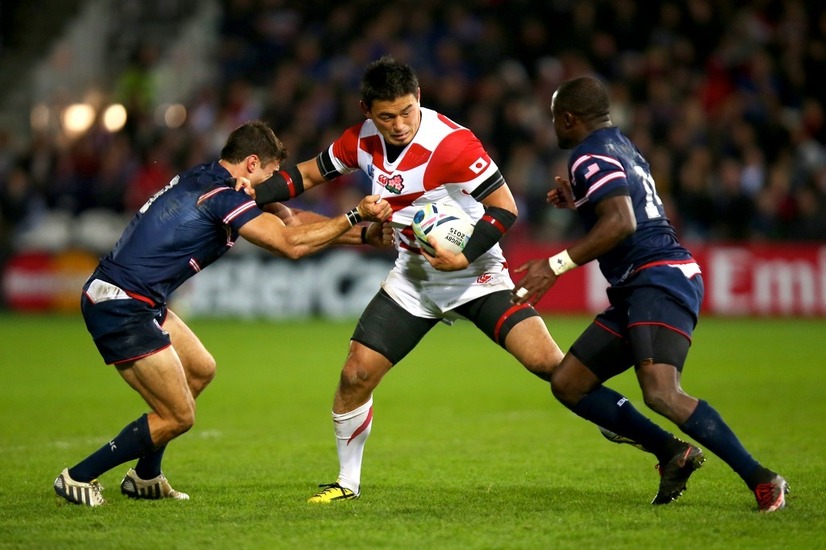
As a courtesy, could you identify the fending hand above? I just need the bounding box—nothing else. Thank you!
[547,176,575,209]
[510,258,558,305]
[364,221,394,248]
[357,194,392,222]
[232,177,255,198]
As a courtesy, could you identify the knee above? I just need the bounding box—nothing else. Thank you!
[188,354,217,396]
[339,361,376,391]
[642,386,673,416]
[515,342,564,382]
[550,369,580,407]
[169,405,195,438]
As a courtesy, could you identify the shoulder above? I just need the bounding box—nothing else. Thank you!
[570,130,625,176]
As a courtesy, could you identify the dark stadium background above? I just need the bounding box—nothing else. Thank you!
[1,0,824,317]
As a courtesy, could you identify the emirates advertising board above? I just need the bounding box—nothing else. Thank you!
[3,243,826,318]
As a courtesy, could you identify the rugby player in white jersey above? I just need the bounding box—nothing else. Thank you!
[248,56,567,502]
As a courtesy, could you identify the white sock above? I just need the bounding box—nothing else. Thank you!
[333,396,373,493]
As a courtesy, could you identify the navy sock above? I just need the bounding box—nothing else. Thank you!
[69,414,155,482]
[679,399,761,485]
[573,386,677,462]
[135,444,167,479]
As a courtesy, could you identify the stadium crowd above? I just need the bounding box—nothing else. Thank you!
[1,0,825,261]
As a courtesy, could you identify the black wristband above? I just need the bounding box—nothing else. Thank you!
[254,166,305,205]
[461,206,517,263]
[360,225,368,244]
[346,208,363,227]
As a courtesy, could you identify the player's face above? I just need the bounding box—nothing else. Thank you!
[364,93,421,147]
[550,92,574,150]
[252,159,281,185]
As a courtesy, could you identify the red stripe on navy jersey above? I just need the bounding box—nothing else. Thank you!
[223,201,258,224]
[197,187,229,206]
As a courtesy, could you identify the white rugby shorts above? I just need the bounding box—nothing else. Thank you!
[380,257,514,324]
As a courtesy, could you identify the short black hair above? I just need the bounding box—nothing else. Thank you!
[554,76,610,121]
[220,120,287,166]
[360,55,419,108]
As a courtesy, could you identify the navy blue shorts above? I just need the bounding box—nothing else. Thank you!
[570,262,704,380]
[81,278,170,365]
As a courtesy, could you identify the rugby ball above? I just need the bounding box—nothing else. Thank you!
[411,203,475,255]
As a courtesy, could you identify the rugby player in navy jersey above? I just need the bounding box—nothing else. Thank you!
[511,76,788,512]
[53,120,391,506]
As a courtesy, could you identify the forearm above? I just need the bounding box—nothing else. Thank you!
[289,209,366,245]
[561,195,636,268]
[277,215,354,258]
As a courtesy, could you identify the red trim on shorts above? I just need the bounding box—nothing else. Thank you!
[110,343,172,365]
[493,303,531,343]
[632,258,697,275]
[124,290,156,306]
[347,406,373,445]
[594,319,623,338]
[628,321,692,343]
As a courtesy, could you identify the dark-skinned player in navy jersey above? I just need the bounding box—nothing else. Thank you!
[53,120,391,506]
[512,76,788,512]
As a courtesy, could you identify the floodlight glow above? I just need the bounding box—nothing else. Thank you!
[103,104,128,132]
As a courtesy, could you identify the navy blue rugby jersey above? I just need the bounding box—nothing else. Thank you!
[95,161,263,304]
[567,127,693,286]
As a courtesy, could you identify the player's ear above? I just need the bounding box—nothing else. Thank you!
[246,154,259,174]
[416,87,421,105]
[359,100,370,119]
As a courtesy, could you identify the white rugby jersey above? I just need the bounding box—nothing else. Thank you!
[323,107,509,280]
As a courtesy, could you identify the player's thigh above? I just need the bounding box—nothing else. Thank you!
[352,288,438,366]
[163,308,215,387]
[117,346,194,421]
[456,290,560,374]
[568,317,634,382]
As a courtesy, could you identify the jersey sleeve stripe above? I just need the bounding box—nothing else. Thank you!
[585,171,625,198]
[469,171,505,201]
[223,201,258,224]
[571,153,623,172]
[197,187,230,205]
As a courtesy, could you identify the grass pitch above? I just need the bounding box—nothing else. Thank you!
[0,313,824,549]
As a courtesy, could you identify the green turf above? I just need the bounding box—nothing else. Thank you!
[0,313,824,549]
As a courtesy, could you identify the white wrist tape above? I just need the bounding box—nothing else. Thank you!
[548,249,578,276]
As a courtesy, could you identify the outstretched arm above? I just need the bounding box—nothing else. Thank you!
[263,203,393,248]
[239,195,391,259]
[511,194,635,305]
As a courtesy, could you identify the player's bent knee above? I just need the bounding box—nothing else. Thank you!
[191,356,217,392]
[339,363,380,392]
[549,372,579,407]
[169,408,195,438]
[641,387,673,416]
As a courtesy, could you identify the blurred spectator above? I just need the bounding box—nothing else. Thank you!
[1,0,825,258]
